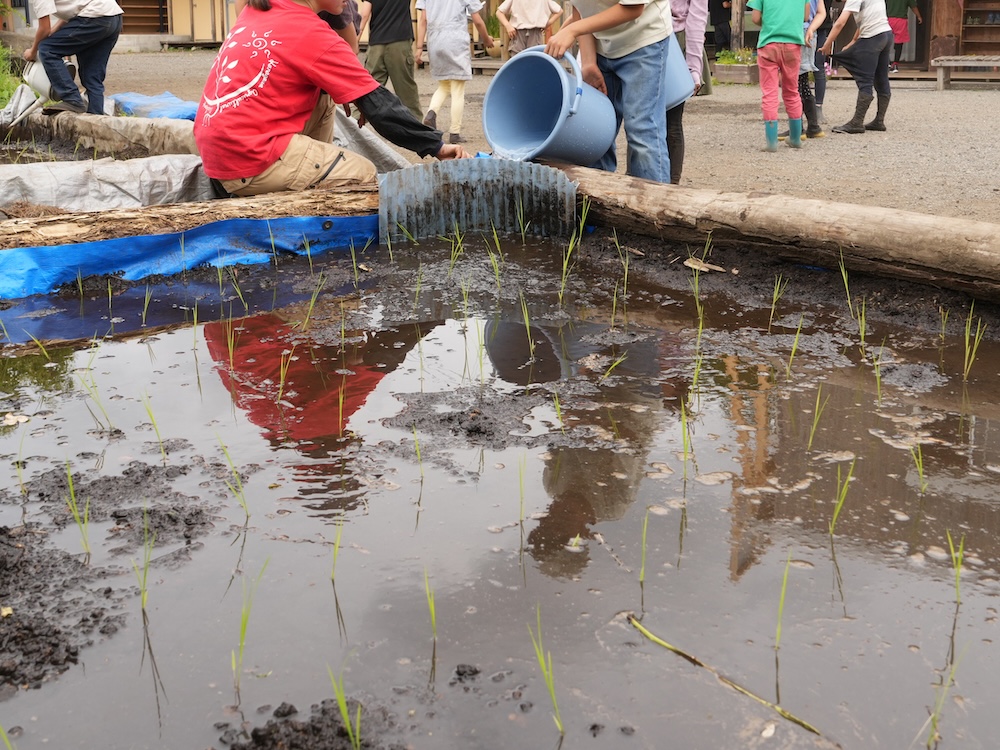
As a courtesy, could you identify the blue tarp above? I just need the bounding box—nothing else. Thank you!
[0,214,379,300]
[112,91,199,120]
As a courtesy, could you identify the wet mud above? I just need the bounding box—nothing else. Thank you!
[3,227,1000,749]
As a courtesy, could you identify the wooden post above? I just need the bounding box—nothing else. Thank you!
[731,0,744,51]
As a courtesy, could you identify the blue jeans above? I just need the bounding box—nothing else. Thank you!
[38,14,122,114]
[594,37,671,184]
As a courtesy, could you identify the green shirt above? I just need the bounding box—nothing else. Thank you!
[885,0,917,19]
[747,0,808,47]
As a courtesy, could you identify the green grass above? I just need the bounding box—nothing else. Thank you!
[527,606,564,735]
[0,45,20,107]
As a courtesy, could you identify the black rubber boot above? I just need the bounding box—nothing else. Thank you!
[803,94,825,138]
[832,92,874,134]
[864,94,890,131]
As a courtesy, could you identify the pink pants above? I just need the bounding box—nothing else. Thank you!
[757,42,803,121]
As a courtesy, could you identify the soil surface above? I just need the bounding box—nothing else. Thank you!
[100,49,1000,223]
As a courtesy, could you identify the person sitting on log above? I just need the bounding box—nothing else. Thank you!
[194,0,468,197]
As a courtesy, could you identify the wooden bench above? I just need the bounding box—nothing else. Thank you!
[931,55,1000,90]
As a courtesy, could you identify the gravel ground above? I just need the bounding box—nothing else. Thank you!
[104,48,1000,223]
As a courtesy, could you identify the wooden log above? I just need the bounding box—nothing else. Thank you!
[0,187,379,250]
[558,165,1000,302]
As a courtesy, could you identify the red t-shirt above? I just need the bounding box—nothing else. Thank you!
[194,0,380,180]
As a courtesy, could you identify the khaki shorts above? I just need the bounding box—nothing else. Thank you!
[221,96,377,197]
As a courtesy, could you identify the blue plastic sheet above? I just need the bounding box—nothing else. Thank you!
[112,91,199,120]
[0,214,379,300]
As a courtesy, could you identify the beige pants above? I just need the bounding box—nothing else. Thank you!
[221,95,377,197]
[428,79,466,135]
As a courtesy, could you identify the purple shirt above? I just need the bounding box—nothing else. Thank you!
[671,0,709,85]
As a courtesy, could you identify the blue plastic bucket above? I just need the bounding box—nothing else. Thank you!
[482,47,616,165]
[665,32,696,111]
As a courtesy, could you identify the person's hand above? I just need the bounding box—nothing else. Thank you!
[483,34,495,49]
[806,28,814,44]
[505,25,517,40]
[342,102,367,127]
[545,26,576,58]
[582,63,606,94]
[436,143,471,159]
[23,47,37,62]
[819,39,833,55]
[415,48,423,65]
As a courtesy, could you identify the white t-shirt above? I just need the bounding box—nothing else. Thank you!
[843,0,890,38]
[571,0,672,59]
[497,0,562,30]
[32,0,123,20]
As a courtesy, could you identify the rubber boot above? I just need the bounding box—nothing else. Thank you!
[803,96,825,138]
[816,104,828,124]
[787,118,803,148]
[864,94,890,131]
[764,120,778,152]
[832,92,873,134]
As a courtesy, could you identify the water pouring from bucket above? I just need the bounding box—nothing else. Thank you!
[482,46,616,165]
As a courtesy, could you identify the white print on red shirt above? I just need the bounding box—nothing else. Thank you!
[200,26,282,125]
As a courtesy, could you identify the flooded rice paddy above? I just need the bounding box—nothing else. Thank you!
[2,233,1000,749]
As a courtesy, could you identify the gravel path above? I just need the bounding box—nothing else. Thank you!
[105,49,1000,223]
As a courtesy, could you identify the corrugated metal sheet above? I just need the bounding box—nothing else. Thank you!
[378,159,577,244]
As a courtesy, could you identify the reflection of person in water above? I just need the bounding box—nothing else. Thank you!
[484,317,688,578]
[203,304,437,513]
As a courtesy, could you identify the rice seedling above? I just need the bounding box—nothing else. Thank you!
[768,274,789,333]
[0,722,15,750]
[141,284,154,326]
[266,220,278,263]
[412,263,423,314]
[680,400,692,481]
[349,239,360,288]
[22,330,51,362]
[395,221,418,244]
[327,667,362,750]
[386,232,394,263]
[76,269,85,302]
[785,314,804,379]
[302,234,314,275]
[459,277,471,326]
[330,519,344,581]
[64,461,91,560]
[232,558,269,695]
[0,318,8,343]
[132,505,156,610]
[141,392,167,465]
[923,655,963,749]
[446,221,466,277]
[628,614,822,736]
[639,507,650,584]
[872,342,884,404]
[938,306,948,343]
[946,530,964,605]
[552,392,564,433]
[828,459,856,535]
[107,278,114,321]
[911,443,929,494]
[690,354,703,398]
[515,193,529,244]
[610,278,621,329]
[518,453,527,523]
[557,231,578,307]
[600,351,628,383]
[424,568,437,639]
[612,228,630,297]
[775,550,792,651]
[227,267,248,312]
[223,310,240,371]
[218,437,250,521]
[962,302,986,382]
[299,272,326,331]
[689,259,705,342]
[192,301,199,351]
[412,423,424,477]
[276,346,296,404]
[527,606,564,735]
[15,428,28,497]
[217,263,225,298]
[856,296,867,355]
[485,230,503,295]
[519,290,535,360]
[76,370,115,432]
[838,248,854,320]
[179,232,187,274]
[807,385,830,451]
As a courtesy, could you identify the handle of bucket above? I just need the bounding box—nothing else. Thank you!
[524,46,585,117]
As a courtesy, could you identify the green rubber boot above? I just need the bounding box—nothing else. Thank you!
[787,118,803,148]
[764,120,779,152]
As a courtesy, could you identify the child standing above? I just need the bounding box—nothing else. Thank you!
[415,0,495,143]
[544,0,674,183]
[748,0,809,151]
[496,0,563,56]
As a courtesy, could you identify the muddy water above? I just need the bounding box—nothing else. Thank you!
[2,237,1000,750]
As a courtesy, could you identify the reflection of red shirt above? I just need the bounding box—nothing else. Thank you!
[203,313,385,445]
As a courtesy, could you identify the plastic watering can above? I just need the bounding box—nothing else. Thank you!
[665,32,696,111]
[482,46,616,166]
